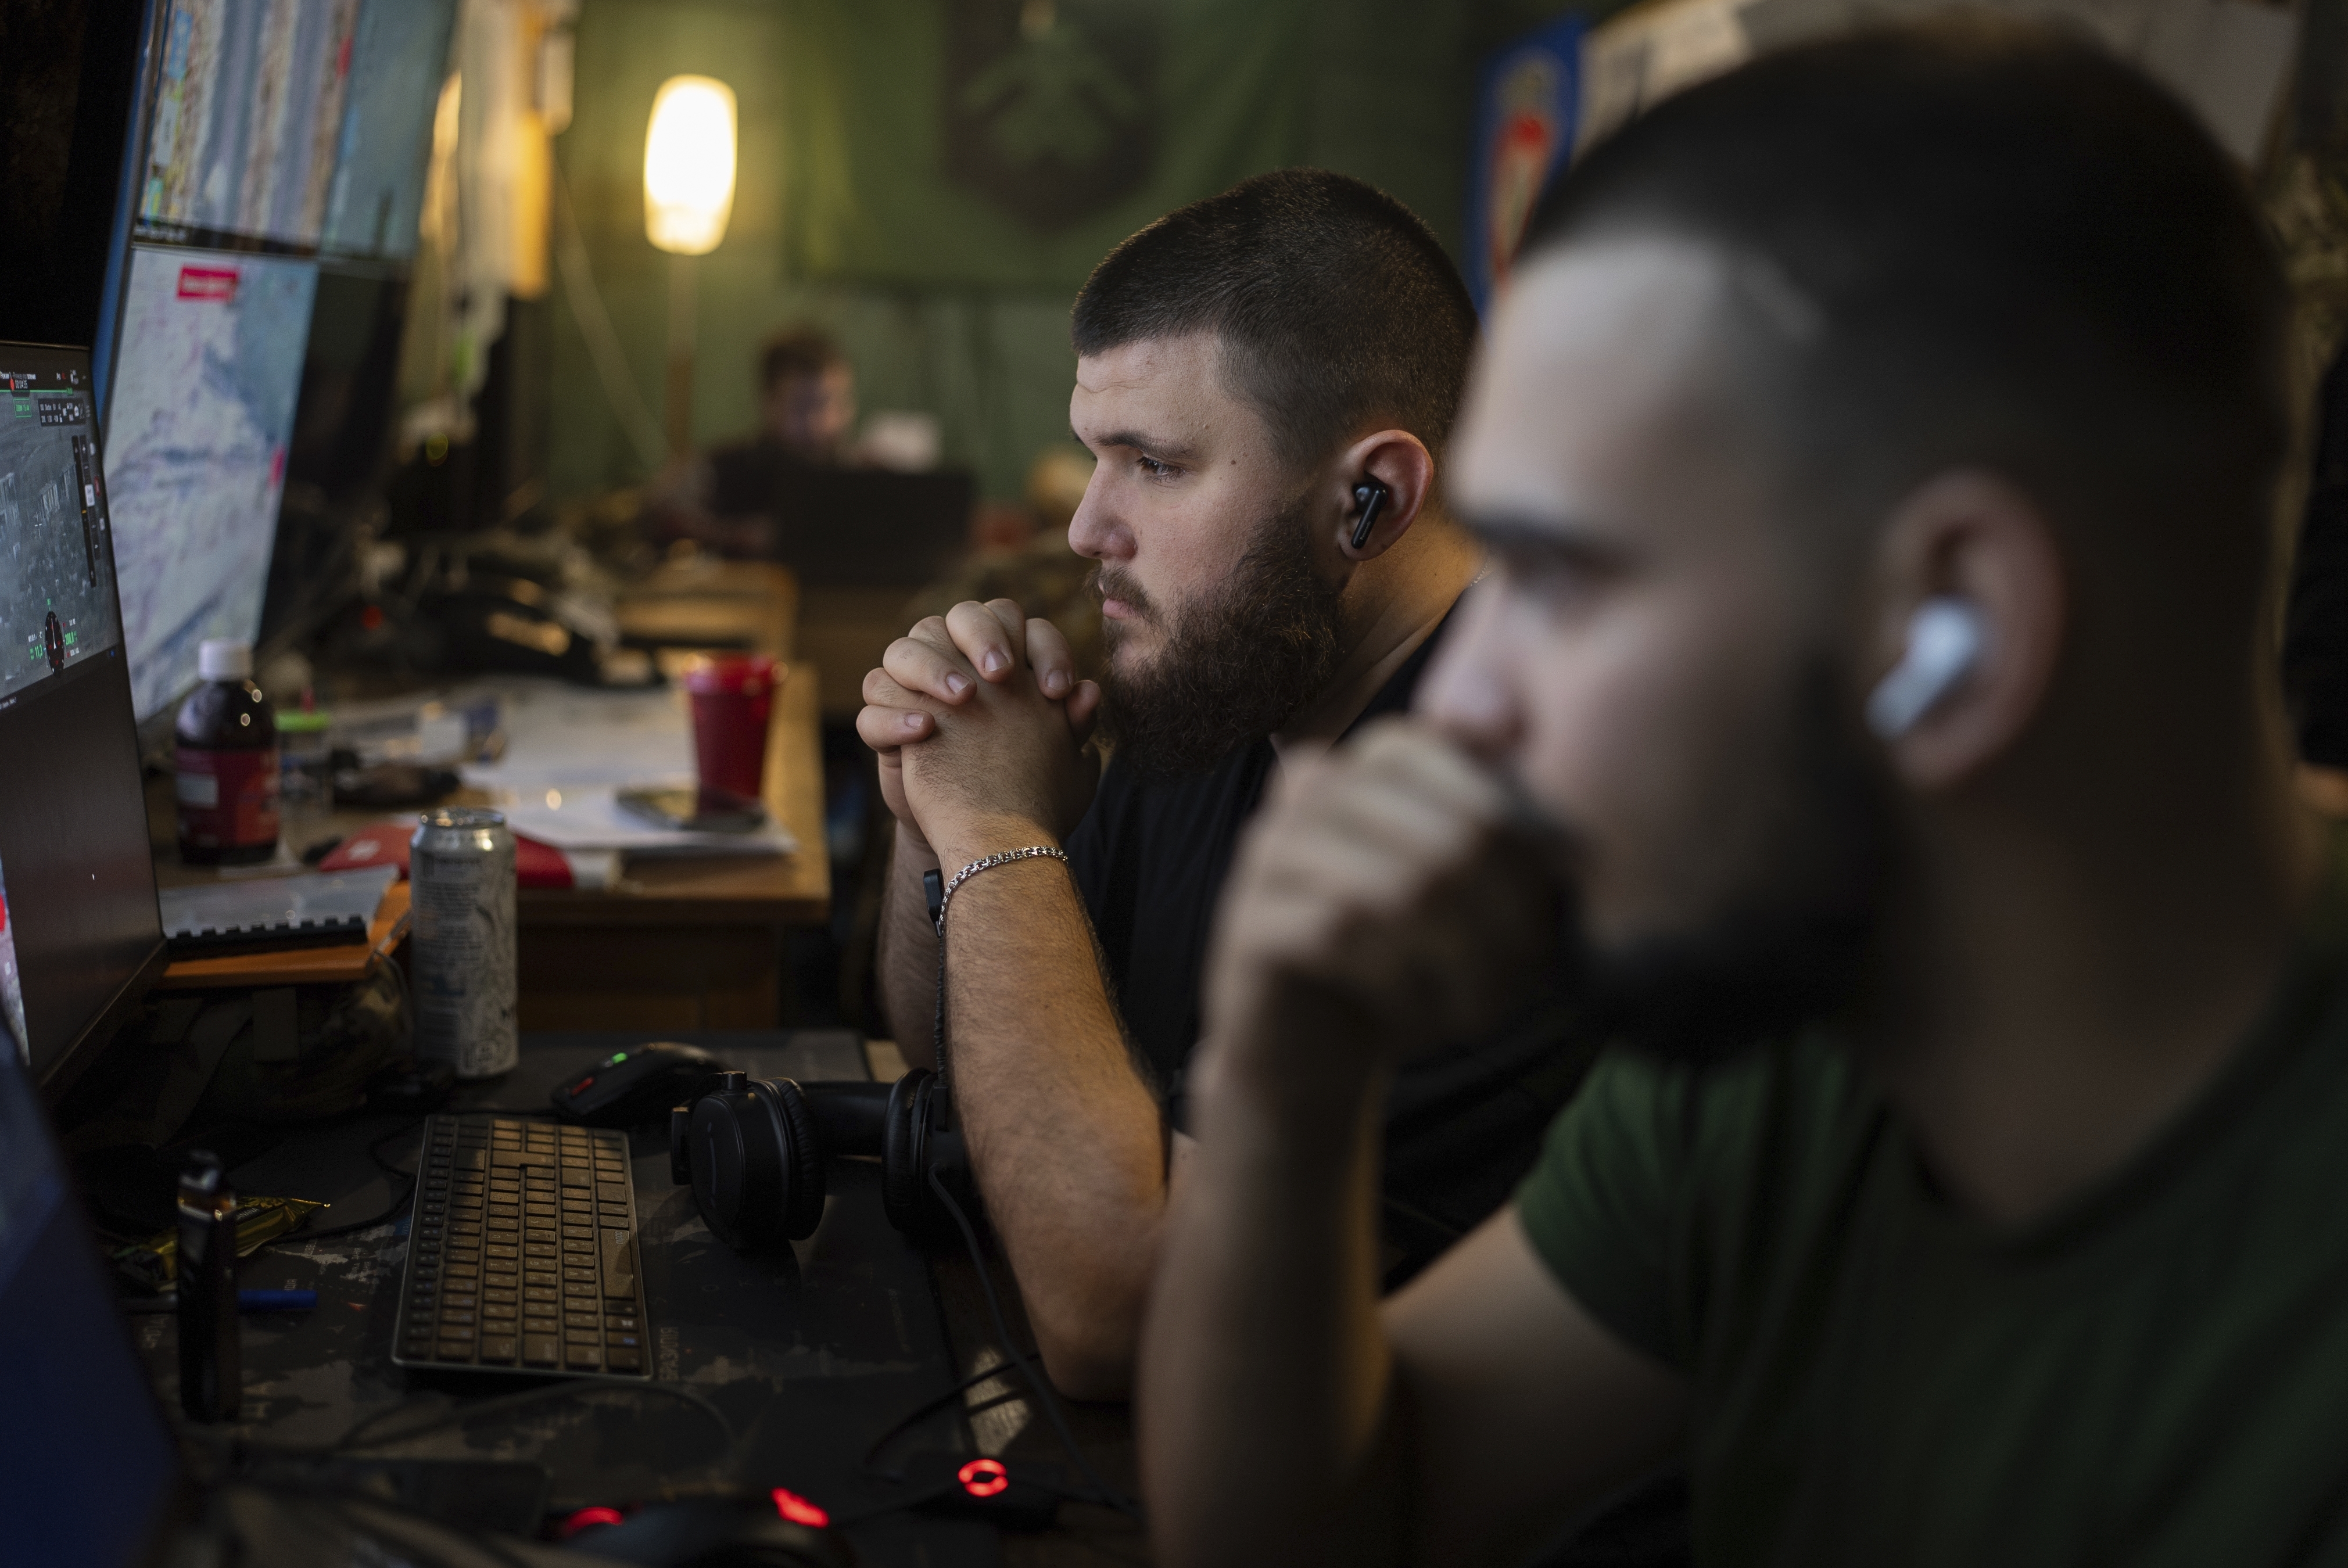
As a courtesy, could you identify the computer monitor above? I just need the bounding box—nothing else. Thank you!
[320,0,460,263]
[261,265,413,651]
[131,0,363,251]
[96,0,456,724]
[105,246,318,723]
[0,1028,184,1567]
[0,342,171,1095]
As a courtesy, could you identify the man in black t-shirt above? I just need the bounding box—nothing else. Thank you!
[857,171,1585,1398]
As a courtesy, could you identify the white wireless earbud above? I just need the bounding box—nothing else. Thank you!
[1866,596,1987,740]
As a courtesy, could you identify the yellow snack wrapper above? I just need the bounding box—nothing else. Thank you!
[110,1195,329,1290]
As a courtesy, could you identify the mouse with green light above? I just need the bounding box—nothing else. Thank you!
[551,1041,726,1126]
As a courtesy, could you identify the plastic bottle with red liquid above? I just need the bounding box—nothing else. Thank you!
[175,639,279,864]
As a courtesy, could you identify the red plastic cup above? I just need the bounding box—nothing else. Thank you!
[682,655,780,803]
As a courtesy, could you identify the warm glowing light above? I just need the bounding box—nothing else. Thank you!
[643,76,736,255]
[770,1487,830,1527]
[958,1458,1010,1498]
[545,788,562,809]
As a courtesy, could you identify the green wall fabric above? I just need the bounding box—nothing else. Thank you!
[545,0,1585,504]
[775,0,1312,289]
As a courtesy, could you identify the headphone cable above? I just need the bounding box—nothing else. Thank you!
[926,1168,1144,1521]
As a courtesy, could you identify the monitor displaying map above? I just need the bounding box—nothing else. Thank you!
[103,246,317,722]
[136,0,362,249]
[319,0,457,259]
[0,367,121,712]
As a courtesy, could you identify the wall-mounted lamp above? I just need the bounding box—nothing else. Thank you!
[644,74,737,458]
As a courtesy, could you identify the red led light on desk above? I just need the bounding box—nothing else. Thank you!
[958,1458,1009,1498]
[557,1505,626,1540]
[772,1487,830,1527]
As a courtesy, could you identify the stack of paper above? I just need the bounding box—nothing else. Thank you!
[460,679,795,856]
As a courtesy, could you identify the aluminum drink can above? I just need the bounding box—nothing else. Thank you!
[410,806,518,1078]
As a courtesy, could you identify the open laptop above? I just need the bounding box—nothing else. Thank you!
[0,1032,181,1564]
[0,342,170,1100]
[0,1036,597,1566]
[772,467,976,588]
[0,343,573,1566]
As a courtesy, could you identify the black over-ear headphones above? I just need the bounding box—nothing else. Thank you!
[670,1068,967,1247]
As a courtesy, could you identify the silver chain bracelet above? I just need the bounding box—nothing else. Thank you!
[933,845,1069,937]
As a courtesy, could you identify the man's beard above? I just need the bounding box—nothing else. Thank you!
[1093,496,1346,779]
[1552,665,1899,1067]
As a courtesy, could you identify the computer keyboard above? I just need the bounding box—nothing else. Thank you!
[391,1115,650,1379]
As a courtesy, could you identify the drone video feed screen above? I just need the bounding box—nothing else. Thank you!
[0,350,158,1080]
[0,368,121,709]
[105,246,316,721]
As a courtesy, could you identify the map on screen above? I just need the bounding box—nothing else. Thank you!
[320,0,456,259]
[0,376,120,711]
[138,0,361,249]
[104,246,316,722]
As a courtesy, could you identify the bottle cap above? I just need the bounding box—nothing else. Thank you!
[197,640,252,681]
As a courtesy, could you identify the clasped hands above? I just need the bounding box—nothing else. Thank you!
[859,601,1564,1081]
[858,598,1103,866]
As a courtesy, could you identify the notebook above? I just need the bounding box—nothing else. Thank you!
[156,866,401,955]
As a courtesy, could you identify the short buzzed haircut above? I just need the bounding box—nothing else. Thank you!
[759,326,846,392]
[1072,169,1481,472]
[1525,20,2292,634]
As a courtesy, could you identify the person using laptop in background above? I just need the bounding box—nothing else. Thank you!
[646,326,859,558]
[1136,23,2348,1566]
[856,171,1600,1400]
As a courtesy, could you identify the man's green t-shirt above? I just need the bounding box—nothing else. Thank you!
[1515,905,2348,1566]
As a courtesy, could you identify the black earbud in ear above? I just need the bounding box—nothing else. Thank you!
[1349,479,1391,551]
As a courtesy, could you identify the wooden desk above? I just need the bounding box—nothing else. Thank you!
[150,561,831,1028]
[514,658,830,1030]
[615,556,798,658]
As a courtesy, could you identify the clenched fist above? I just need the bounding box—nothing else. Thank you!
[1202,719,1565,1089]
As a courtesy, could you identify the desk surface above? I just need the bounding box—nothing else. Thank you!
[146,662,833,1025]
[131,1034,992,1565]
[510,659,831,927]
[616,557,800,663]
[155,554,827,920]
[149,661,831,924]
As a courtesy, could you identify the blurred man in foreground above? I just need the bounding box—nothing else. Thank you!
[1142,24,2345,1566]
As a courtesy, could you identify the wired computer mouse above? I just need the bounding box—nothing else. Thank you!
[552,1042,726,1126]
[557,1499,852,1567]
